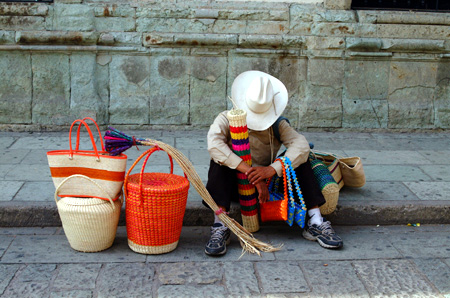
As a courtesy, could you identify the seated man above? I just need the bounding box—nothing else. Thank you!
[204,70,343,256]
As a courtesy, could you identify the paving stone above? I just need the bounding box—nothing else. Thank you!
[223,262,260,296]
[363,165,432,182]
[50,290,93,298]
[4,164,51,182]
[269,226,402,261]
[96,263,153,298]
[144,227,275,263]
[53,264,101,290]
[343,150,430,165]
[14,181,55,202]
[0,149,30,164]
[330,137,385,150]
[10,136,95,150]
[0,227,59,235]
[0,165,14,179]
[188,149,210,166]
[0,235,14,258]
[420,165,450,182]
[339,182,418,201]
[176,137,208,150]
[419,151,450,165]
[0,137,16,149]
[0,181,23,201]
[0,264,21,296]
[109,55,151,125]
[0,235,145,263]
[404,182,450,201]
[158,262,222,284]
[17,264,56,282]
[412,258,450,297]
[389,232,450,259]
[157,285,227,298]
[301,261,369,297]
[353,260,440,297]
[256,261,309,294]
[20,150,52,165]
[2,280,50,298]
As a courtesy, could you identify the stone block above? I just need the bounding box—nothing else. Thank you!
[246,21,288,35]
[137,18,210,33]
[31,54,71,125]
[305,36,344,50]
[434,61,450,128]
[174,33,237,47]
[314,9,356,23]
[157,285,227,298]
[357,11,377,24]
[353,260,439,297]
[108,32,141,46]
[109,55,150,124]
[289,22,313,36]
[290,5,320,23]
[193,8,219,19]
[388,61,437,128]
[136,6,191,19]
[343,59,390,101]
[374,10,448,25]
[282,35,304,48]
[14,182,54,202]
[211,19,247,34]
[50,4,94,31]
[0,31,15,44]
[190,56,227,125]
[346,37,382,51]
[339,181,418,202]
[343,99,388,128]
[238,34,283,49]
[256,262,309,293]
[218,8,288,21]
[16,31,99,45]
[420,165,450,181]
[0,52,32,123]
[143,32,174,46]
[309,58,344,87]
[377,24,450,39]
[50,290,93,298]
[223,262,260,296]
[159,262,222,284]
[0,4,48,16]
[412,259,450,296]
[324,0,352,10]
[0,16,44,30]
[381,39,445,53]
[149,54,189,125]
[94,17,136,32]
[93,5,135,17]
[96,264,153,298]
[312,22,376,37]
[364,165,432,182]
[70,53,108,123]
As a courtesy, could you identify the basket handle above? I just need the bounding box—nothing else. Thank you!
[54,174,116,210]
[75,117,105,152]
[68,119,100,161]
[124,146,177,199]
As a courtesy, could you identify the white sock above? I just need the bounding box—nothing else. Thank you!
[308,208,323,226]
[214,214,223,226]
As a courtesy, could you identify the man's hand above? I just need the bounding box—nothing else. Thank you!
[254,181,270,204]
[246,166,276,185]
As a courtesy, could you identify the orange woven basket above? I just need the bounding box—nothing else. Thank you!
[124,147,189,254]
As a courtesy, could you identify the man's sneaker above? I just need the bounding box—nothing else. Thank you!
[302,220,343,249]
[205,223,231,256]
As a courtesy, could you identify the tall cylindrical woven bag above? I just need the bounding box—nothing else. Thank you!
[310,159,340,215]
[227,109,259,233]
[55,174,122,253]
[124,147,189,255]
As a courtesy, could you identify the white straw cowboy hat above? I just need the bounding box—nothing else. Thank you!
[231,70,288,131]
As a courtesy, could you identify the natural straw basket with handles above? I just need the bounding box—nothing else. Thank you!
[124,147,189,255]
[55,174,123,252]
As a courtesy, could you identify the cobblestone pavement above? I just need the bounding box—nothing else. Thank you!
[0,225,449,298]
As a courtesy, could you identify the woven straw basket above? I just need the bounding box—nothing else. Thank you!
[310,160,340,215]
[55,174,122,252]
[124,147,189,255]
[310,151,344,189]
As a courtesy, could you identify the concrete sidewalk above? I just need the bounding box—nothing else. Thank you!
[0,225,449,297]
[0,129,450,226]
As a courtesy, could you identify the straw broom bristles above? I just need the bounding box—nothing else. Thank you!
[133,139,280,256]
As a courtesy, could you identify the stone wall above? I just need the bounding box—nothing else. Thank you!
[0,0,449,130]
